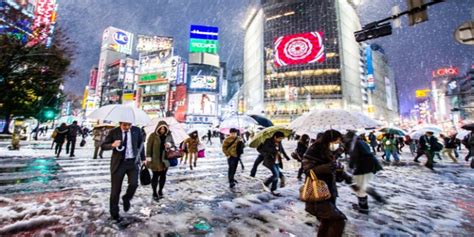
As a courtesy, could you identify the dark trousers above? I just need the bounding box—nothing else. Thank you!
[110,159,139,218]
[297,162,304,179]
[251,155,284,180]
[228,156,239,185]
[370,145,377,154]
[55,141,64,156]
[264,164,280,191]
[306,199,346,237]
[151,169,168,196]
[414,149,428,161]
[93,146,103,159]
[66,137,77,156]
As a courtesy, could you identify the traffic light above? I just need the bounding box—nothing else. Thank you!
[38,107,58,121]
[354,22,392,43]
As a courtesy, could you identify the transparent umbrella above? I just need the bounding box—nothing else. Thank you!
[88,104,151,125]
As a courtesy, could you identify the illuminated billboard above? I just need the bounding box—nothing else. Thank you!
[88,67,98,89]
[187,93,217,115]
[189,75,217,91]
[102,27,134,55]
[189,25,219,54]
[432,67,459,78]
[416,89,431,98]
[136,35,173,53]
[29,0,58,47]
[174,85,187,122]
[274,32,325,68]
[138,72,167,85]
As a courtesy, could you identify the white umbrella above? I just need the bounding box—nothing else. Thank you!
[456,130,470,140]
[411,124,443,134]
[220,115,258,130]
[290,109,382,132]
[145,117,189,144]
[88,104,151,125]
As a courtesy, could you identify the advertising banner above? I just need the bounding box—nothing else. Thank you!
[189,75,217,91]
[29,0,58,47]
[189,39,218,54]
[432,67,459,78]
[138,54,178,76]
[187,93,217,116]
[274,31,325,68]
[366,47,375,90]
[136,35,173,53]
[416,89,431,98]
[174,85,187,122]
[102,27,134,55]
[190,25,219,40]
[138,72,167,84]
[89,68,98,89]
[385,77,393,111]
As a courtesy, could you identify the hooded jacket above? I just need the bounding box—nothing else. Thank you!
[146,121,175,171]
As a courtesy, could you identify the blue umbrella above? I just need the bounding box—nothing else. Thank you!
[249,114,274,128]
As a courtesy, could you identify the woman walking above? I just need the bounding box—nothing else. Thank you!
[382,133,400,163]
[295,134,310,181]
[184,131,200,170]
[146,121,175,201]
[303,130,346,237]
[92,125,110,159]
[53,123,69,158]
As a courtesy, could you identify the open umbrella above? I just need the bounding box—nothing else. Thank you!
[249,126,292,148]
[220,115,258,131]
[145,117,189,144]
[379,127,407,136]
[290,109,381,133]
[411,124,443,134]
[461,123,474,131]
[88,104,151,125]
[249,114,274,128]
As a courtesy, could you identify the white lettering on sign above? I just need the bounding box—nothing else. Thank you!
[432,67,459,78]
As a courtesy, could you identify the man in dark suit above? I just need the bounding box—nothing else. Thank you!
[102,122,145,221]
[66,121,83,157]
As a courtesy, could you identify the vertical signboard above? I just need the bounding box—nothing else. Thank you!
[366,46,375,90]
[102,27,134,55]
[174,85,187,122]
[29,0,58,47]
[385,77,393,111]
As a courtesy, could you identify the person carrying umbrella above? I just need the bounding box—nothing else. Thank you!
[414,131,442,170]
[440,134,458,163]
[146,120,175,201]
[65,121,83,158]
[222,128,244,188]
[102,122,145,221]
[381,133,400,163]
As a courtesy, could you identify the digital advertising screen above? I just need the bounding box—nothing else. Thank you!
[274,31,325,68]
[189,75,217,91]
[187,93,217,116]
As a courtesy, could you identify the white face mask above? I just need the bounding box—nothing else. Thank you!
[329,143,340,151]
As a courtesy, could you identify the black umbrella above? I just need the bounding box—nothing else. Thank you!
[249,114,274,128]
[461,123,474,130]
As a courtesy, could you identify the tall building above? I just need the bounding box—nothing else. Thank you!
[361,44,399,122]
[0,0,35,43]
[446,65,474,121]
[243,0,399,124]
[102,58,138,106]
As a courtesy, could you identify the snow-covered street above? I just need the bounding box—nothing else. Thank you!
[0,138,473,236]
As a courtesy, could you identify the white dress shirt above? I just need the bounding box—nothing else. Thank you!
[122,129,134,159]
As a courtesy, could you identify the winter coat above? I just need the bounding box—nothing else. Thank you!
[257,138,290,169]
[222,136,243,158]
[146,121,175,172]
[369,133,377,147]
[348,139,383,175]
[67,124,82,139]
[302,142,338,199]
[443,137,457,149]
[53,126,69,143]
[419,135,439,152]
[102,126,145,174]
[93,127,110,147]
[296,141,309,158]
[381,137,397,152]
[185,137,200,153]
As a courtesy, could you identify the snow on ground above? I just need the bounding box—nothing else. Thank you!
[0,137,473,236]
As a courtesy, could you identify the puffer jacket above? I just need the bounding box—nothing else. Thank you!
[222,136,243,158]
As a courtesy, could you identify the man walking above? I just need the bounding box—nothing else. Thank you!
[368,131,377,154]
[66,121,82,157]
[222,128,244,188]
[207,130,213,145]
[102,122,145,221]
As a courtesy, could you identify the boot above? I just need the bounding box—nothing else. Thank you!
[357,196,369,214]
[280,176,286,188]
[367,187,387,204]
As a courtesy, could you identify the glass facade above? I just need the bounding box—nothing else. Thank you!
[262,0,346,124]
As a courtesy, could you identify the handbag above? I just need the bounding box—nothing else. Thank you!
[140,164,151,185]
[80,139,86,147]
[299,169,331,202]
[197,149,205,158]
[169,158,178,167]
[166,148,182,160]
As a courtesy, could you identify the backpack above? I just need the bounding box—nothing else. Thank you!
[236,140,245,156]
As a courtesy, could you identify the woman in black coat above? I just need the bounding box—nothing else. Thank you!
[53,123,69,158]
[303,130,346,237]
[296,134,310,180]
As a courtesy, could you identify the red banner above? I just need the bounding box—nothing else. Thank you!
[174,85,187,122]
[29,0,57,46]
[274,32,325,68]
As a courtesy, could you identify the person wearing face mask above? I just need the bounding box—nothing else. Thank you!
[303,130,346,237]
[257,131,291,196]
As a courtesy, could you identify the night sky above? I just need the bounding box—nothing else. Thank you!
[58,0,473,114]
